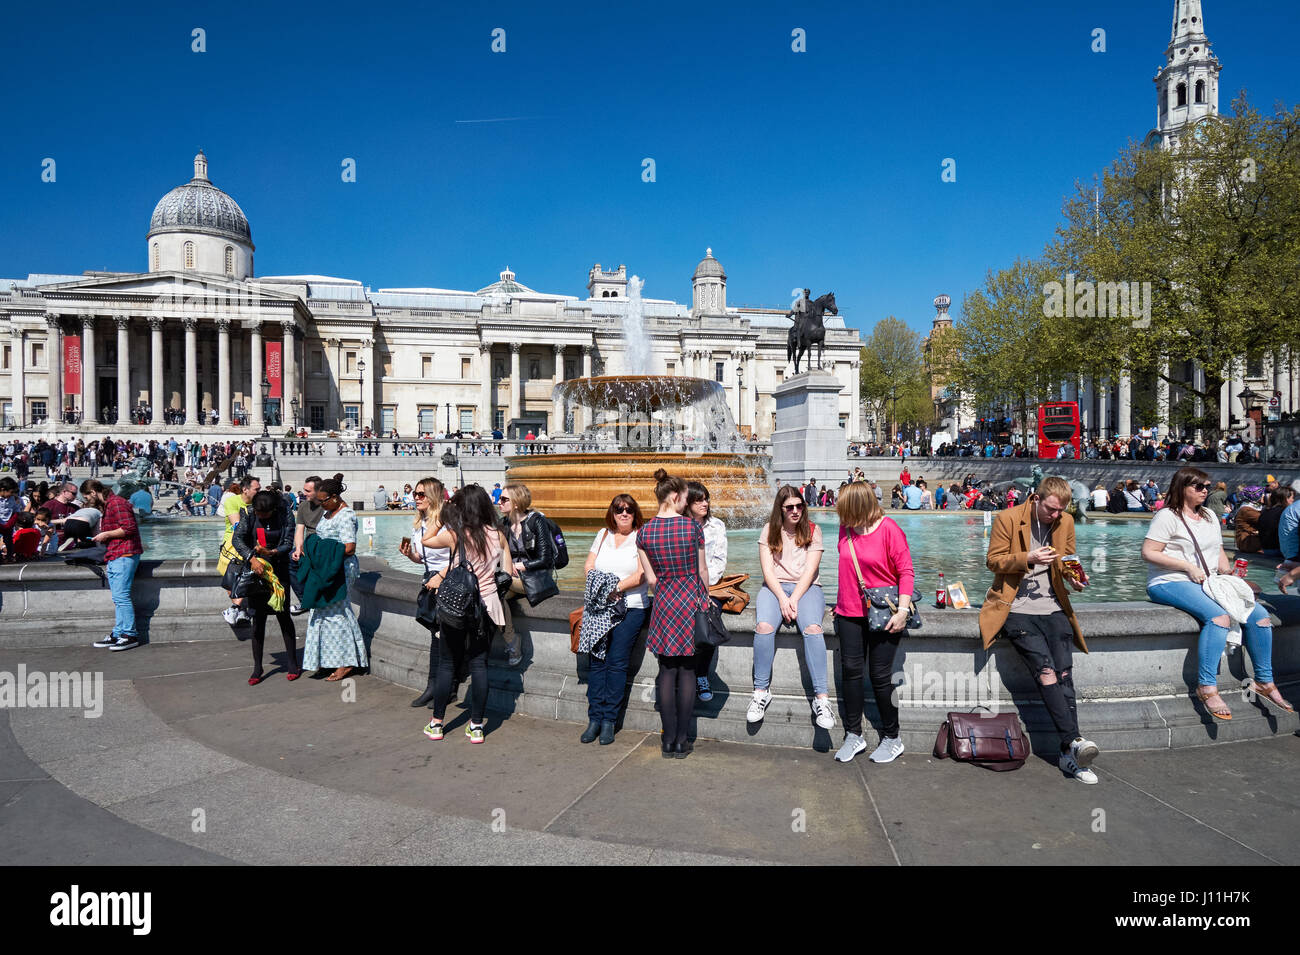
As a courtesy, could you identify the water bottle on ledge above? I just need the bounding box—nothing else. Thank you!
[936,572,947,609]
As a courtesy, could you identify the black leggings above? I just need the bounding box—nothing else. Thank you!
[432,622,491,724]
[836,615,901,738]
[1003,612,1079,751]
[656,655,696,745]
[251,601,298,676]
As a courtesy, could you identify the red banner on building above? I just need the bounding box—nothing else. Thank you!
[266,342,282,399]
[63,335,82,396]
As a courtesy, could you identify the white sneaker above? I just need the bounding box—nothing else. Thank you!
[289,603,306,616]
[696,677,713,702]
[746,690,773,723]
[869,736,905,763]
[1069,737,1100,768]
[1059,751,1098,784]
[811,697,835,730]
[234,608,252,626]
[222,605,240,626]
[834,733,867,762]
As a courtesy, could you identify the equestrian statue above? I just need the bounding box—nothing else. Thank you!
[785,289,838,375]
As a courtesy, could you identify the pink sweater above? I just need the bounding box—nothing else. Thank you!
[834,520,915,618]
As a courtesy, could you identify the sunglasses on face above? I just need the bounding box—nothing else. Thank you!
[413,491,427,499]
[1191,482,1212,492]
[613,506,632,515]
[783,502,804,512]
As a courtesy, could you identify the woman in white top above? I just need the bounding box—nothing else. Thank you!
[398,477,449,708]
[687,481,727,702]
[1143,467,1291,720]
[580,494,648,745]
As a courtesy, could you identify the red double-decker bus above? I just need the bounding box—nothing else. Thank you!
[1038,401,1081,459]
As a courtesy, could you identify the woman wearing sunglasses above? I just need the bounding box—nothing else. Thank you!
[398,478,450,707]
[748,485,832,733]
[1143,467,1292,720]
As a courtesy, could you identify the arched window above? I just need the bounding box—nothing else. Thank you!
[152,243,159,271]
[610,291,617,297]
[601,290,608,297]
[1176,83,1187,107]
[184,241,194,269]
[224,246,234,274]
[1195,79,1205,104]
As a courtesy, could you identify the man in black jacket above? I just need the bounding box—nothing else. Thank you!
[231,489,299,683]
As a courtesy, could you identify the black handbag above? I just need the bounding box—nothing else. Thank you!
[846,528,921,630]
[495,570,514,599]
[416,573,438,629]
[693,597,730,646]
[231,564,270,603]
[521,569,559,607]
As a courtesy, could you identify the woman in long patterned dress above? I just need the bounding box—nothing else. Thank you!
[637,468,709,759]
[303,477,367,681]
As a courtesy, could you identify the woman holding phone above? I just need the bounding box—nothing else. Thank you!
[398,477,450,708]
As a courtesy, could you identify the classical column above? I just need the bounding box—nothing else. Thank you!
[81,317,96,423]
[114,314,130,426]
[479,342,492,432]
[168,329,181,410]
[149,317,165,425]
[281,321,296,424]
[215,318,231,426]
[1156,358,1170,435]
[1117,371,1131,438]
[1080,378,1095,437]
[9,327,23,427]
[1096,378,1110,439]
[362,338,375,432]
[1192,362,1207,442]
[1228,355,1245,430]
[580,344,593,431]
[249,321,264,431]
[184,317,199,425]
[849,358,861,440]
[1278,348,1292,416]
[44,313,62,422]
[509,342,521,423]
[552,343,565,433]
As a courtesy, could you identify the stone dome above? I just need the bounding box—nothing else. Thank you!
[692,247,726,280]
[147,151,253,248]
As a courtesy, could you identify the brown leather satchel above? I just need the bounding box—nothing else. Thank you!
[933,709,1028,771]
[709,573,750,614]
[569,606,584,653]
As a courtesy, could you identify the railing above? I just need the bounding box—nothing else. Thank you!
[269,436,774,458]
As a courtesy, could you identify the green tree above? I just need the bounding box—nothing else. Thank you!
[860,317,931,440]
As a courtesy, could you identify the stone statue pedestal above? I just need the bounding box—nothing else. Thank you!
[770,371,845,488]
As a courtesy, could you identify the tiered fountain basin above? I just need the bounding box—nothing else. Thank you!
[505,375,770,528]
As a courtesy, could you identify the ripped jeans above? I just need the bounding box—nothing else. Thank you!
[753,582,827,695]
[1148,580,1274,686]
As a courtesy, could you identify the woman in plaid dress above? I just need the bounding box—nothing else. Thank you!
[637,469,709,759]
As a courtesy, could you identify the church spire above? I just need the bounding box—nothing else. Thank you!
[1149,0,1220,150]
[1169,1,1207,47]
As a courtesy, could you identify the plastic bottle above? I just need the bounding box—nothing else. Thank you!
[937,572,947,609]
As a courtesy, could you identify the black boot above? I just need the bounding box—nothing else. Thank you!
[410,679,436,707]
[598,720,616,745]
[412,638,438,707]
[580,720,601,744]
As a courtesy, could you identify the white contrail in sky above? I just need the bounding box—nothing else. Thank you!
[453,116,547,124]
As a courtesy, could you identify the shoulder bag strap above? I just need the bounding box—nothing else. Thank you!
[846,528,870,594]
[1174,510,1213,577]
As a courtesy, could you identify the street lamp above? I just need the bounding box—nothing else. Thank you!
[1238,386,1267,460]
[736,364,744,434]
[290,396,300,430]
[260,375,270,438]
[445,402,452,435]
[357,357,366,433]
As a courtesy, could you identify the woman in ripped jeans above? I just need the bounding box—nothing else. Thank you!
[747,485,834,733]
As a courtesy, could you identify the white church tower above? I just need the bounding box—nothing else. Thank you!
[1147,0,1221,151]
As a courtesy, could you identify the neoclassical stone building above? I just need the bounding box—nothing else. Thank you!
[2,153,862,438]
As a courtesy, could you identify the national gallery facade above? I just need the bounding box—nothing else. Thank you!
[1,152,864,439]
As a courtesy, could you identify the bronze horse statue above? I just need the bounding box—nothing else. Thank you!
[785,291,837,374]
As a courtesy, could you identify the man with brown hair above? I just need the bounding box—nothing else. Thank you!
[980,476,1099,783]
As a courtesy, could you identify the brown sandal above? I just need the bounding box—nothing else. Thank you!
[1196,685,1232,720]
[1245,680,1295,714]
[325,666,355,682]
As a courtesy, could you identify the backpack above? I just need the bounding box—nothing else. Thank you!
[436,539,482,631]
[537,513,569,569]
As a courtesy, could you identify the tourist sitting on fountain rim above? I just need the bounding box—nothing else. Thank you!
[498,482,558,660]
[686,481,727,703]
[749,485,834,735]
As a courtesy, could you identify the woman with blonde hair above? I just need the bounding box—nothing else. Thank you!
[498,481,557,664]
[748,485,832,733]
[398,477,450,707]
[831,481,914,763]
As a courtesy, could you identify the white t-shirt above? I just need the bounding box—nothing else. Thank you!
[1145,507,1222,587]
[589,528,648,608]
[1091,489,1108,509]
[411,521,449,576]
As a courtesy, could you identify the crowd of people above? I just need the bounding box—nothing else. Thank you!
[847,433,1268,463]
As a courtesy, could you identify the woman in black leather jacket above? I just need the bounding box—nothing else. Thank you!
[498,482,558,607]
[232,489,300,684]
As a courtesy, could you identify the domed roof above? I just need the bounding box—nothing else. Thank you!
[476,267,535,296]
[693,247,726,280]
[148,151,253,248]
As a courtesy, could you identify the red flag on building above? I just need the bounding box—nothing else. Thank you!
[266,342,282,399]
[63,336,82,396]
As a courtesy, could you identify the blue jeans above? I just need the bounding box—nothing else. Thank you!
[1148,580,1273,685]
[105,553,141,639]
[586,607,647,722]
[754,582,827,694]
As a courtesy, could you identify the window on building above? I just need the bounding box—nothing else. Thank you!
[493,410,505,431]
[225,246,234,275]
[29,400,46,423]
[1246,356,1264,379]
[152,243,160,272]
[1176,82,1187,107]
[666,362,675,376]
[184,241,194,269]
[459,407,474,431]
[1195,79,1205,104]
[528,358,540,379]
[601,291,609,298]
[460,356,471,379]
[418,406,436,434]
[311,350,323,374]
[715,362,725,383]
[345,351,356,374]
[565,359,577,379]
[381,406,395,433]
[1,402,11,427]
[31,342,45,368]
[610,291,617,297]
[421,355,432,378]
[309,404,325,430]
[494,359,505,379]
[1,345,8,370]
[343,404,360,429]
[839,414,848,429]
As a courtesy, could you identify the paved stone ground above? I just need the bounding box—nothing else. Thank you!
[2,640,1298,865]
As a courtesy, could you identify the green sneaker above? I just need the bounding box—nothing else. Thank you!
[423,720,444,741]
[466,722,485,744]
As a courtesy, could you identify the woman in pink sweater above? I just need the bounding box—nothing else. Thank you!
[832,481,915,764]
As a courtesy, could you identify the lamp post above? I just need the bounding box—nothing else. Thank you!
[445,402,452,435]
[736,363,744,435]
[357,357,366,433]
[1238,386,1267,461]
[290,396,300,430]
[260,375,270,438]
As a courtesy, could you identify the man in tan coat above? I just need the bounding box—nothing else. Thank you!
[979,476,1100,783]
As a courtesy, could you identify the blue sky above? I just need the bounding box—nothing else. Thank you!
[0,0,1293,337]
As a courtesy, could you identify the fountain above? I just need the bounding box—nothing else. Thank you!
[504,274,771,526]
